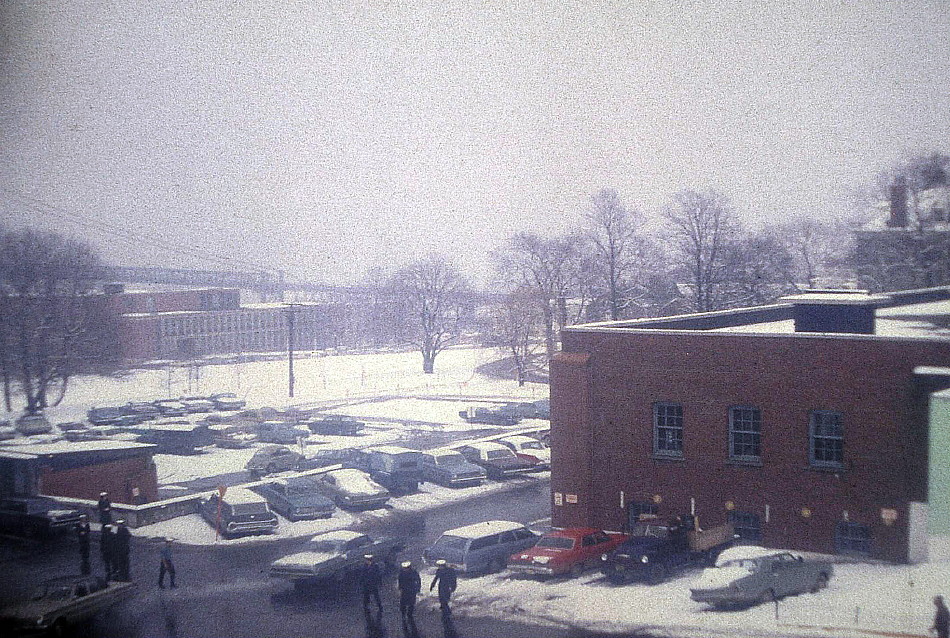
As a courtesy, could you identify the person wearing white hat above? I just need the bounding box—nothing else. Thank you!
[397,560,421,627]
[429,559,458,616]
[358,554,383,612]
[97,492,112,526]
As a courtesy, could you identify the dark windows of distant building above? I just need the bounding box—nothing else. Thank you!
[810,410,844,469]
[835,521,871,555]
[729,406,761,463]
[727,510,762,541]
[653,402,684,458]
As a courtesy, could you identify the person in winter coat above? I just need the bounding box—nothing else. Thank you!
[429,560,457,615]
[75,515,91,576]
[397,561,421,625]
[358,554,383,612]
[159,539,176,588]
[114,520,131,581]
[932,595,950,638]
[97,492,112,526]
[100,522,115,579]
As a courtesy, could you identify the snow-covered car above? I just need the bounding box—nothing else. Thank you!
[256,478,336,521]
[122,402,163,421]
[497,435,551,469]
[257,421,310,445]
[457,407,520,426]
[0,575,133,636]
[87,406,136,426]
[306,416,365,436]
[151,399,189,417]
[214,431,256,449]
[689,546,833,607]
[14,413,52,436]
[0,497,84,538]
[457,441,535,479]
[198,487,278,538]
[268,530,405,585]
[423,520,538,574]
[246,445,305,476]
[210,392,246,411]
[508,528,628,578]
[314,469,390,509]
[420,448,487,487]
[180,396,215,413]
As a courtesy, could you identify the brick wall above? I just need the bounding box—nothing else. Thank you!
[38,456,158,505]
[552,329,950,562]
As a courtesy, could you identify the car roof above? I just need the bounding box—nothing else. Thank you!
[220,487,266,504]
[499,436,538,445]
[444,520,526,539]
[464,441,508,451]
[427,448,465,456]
[364,445,416,455]
[544,527,602,539]
[715,545,789,566]
[326,468,367,478]
[309,529,365,543]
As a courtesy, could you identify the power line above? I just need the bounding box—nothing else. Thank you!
[1,187,278,275]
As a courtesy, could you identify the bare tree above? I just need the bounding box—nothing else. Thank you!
[662,190,741,312]
[768,218,847,287]
[583,188,647,320]
[390,254,468,374]
[487,287,544,386]
[0,229,108,413]
[722,231,798,306]
[494,233,585,361]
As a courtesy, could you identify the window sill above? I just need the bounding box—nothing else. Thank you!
[726,459,763,468]
[807,464,846,474]
[652,454,685,463]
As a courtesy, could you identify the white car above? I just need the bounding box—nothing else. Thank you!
[269,530,405,584]
[315,469,390,509]
[498,436,551,469]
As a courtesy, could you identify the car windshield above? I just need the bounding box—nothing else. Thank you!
[231,503,268,515]
[309,540,344,552]
[536,537,574,549]
[718,558,762,571]
[630,523,669,538]
[436,454,465,466]
[486,450,513,460]
[433,535,468,550]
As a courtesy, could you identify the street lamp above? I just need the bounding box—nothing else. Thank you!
[283,304,304,398]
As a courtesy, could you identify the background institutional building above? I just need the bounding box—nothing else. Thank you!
[550,287,950,563]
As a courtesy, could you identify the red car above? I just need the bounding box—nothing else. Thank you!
[507,527,628,578]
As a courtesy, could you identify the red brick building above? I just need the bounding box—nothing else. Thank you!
[551,287,950,563]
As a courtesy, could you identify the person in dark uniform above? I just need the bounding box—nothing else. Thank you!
[100,522,115,579]
[97,492,112,526]
[358,554,383,612]
[114,519,131,581]
[159,538,176,588]
[429,559,457,616]
[75,515,91,576]
[397,560,421,626]
[933,595,949,638]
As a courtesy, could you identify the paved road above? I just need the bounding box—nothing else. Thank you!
[0,480,650,637]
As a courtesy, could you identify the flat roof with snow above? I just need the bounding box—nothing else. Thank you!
[463,441,508,451]
[0,440,156,458]
[443,520,526,539]
[221,487,266,504]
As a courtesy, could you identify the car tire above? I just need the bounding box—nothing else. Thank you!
[811,572,829,593]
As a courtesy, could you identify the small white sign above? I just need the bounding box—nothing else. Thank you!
[554,492,563,506]
[566,493,578,504]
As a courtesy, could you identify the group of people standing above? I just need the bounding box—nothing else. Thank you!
[358,555,458,630]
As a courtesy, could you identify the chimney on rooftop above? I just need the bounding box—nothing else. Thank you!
[887,177,908,228]
[779,289,890,335]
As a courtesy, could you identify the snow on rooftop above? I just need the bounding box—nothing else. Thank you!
[363,445,416,455]
[0,440,155,457]
[443,520,525,539]
[220,487,265,504]
[464,440,507,451]
[309,529,363,543]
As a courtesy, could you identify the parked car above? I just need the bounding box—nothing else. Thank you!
[0,497,84,538]
[0,422,15,441]
[497,435,551,469]
[457,441,535,479]
[56,421,87,432]
[14,413,52,436]
[508,528,628,578]
[180,396,215,413]
[690,546,833,607]
[457,407,520,426]
[423,520,538,574]
[299,447,365,470]
[420,448,487,488]
[256,478,336,521]
[214,431,256,449]
[0,575,133,636]
[87,406,137,426]
[246,445,305,476]
[314,469,390,510]
[360,446,423,493]
[210,392,246,411]
[268,530,406,586]
[151,399,189,417]
[307,416,365,436]
[122,401,163,421]
[198,487,278,537]
[131,420,213,454]
[257,421,310,445]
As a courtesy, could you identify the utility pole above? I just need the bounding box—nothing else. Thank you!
[283,303,303,398]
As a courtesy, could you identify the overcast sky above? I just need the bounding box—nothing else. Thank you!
[1,1,948,287]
